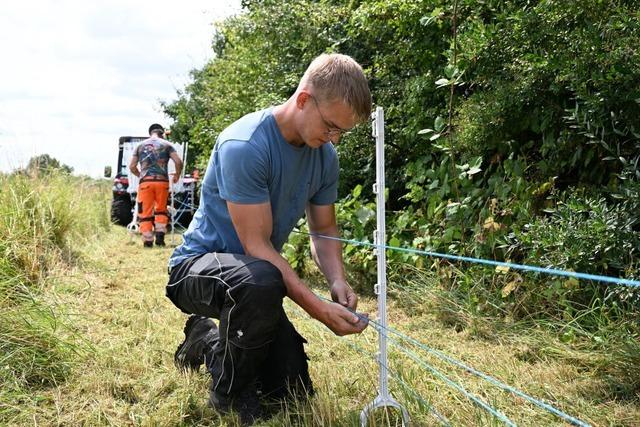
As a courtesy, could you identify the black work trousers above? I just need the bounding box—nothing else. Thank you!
[166,252,313,399]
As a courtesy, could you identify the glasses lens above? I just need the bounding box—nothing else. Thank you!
[311,94,352,138]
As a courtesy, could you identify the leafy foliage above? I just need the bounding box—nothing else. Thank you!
[164,0,640,323]
[25,154,74,175]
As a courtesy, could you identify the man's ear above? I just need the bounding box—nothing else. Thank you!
[295,91,311,110]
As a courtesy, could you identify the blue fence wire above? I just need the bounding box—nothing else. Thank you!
[287,303,451,426]
[378,318,590,426]
[293,230,640,288]
[383,333,517,427]
[297,227,618,421]
[314,293,591,427]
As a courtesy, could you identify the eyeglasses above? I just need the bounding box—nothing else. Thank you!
[308,94,351,138]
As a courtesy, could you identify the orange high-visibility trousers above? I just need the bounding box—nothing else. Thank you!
[137,180,169,241]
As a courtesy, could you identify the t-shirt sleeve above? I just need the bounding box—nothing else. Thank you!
[215,139,270,204]
[310,148,339,205]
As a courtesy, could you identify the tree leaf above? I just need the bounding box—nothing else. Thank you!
[352,184,362,198]
[467,166,482,176]
[563,278,579,289]
[495,265,510,274]
[501,280,519,298]
[483,216,501,231]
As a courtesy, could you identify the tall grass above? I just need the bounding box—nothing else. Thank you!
[0,172,110,420]
[387,263,640,400]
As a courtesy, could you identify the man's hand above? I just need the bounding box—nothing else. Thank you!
[171,174,179,184]
[330,280,358,310]
[320,301,368,336]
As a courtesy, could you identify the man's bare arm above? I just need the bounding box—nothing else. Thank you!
[169,151,183,183]
[129,155,140,177]
[227,201,366,336]
[306,203,358,310]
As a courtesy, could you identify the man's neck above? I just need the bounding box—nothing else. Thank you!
[273,101,304,147]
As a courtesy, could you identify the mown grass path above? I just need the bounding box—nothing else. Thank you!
[24,227,640,426]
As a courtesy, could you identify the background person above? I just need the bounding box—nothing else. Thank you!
[129,123,183,247]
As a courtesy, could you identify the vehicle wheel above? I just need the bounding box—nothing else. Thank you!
[111,197,133,226]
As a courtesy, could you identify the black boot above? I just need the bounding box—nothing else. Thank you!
[209,385,262,426]
[174,315,218,372]
[143,240,153,248]
[155,232,166,247]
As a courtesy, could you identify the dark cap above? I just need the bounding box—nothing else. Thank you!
[148,123,165,135]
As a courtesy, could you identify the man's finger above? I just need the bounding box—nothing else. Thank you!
[358,313,369,325]
[338,305,360,324]
[346,292,358,309]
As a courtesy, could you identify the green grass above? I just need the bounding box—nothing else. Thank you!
[1,227,635,426]
[0,172,110,421]
[1,175,638,426]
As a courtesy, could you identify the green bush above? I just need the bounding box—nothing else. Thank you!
[496,190,640,316]
[453,0,640,187]
[166,0,640,328]
[509,191,639,278]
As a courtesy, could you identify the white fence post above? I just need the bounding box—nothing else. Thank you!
[360,106,410,426]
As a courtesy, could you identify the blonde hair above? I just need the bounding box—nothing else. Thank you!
[301,53,372,123]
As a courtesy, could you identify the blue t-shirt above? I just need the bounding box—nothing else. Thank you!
[169,108,339,268]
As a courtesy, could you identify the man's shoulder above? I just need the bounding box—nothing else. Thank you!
[156,137,175,149]
[217,108,273,148]
[139,136,173,147]
[316,142,339,167]
[320,141,338,156]
[139,137,156,145]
